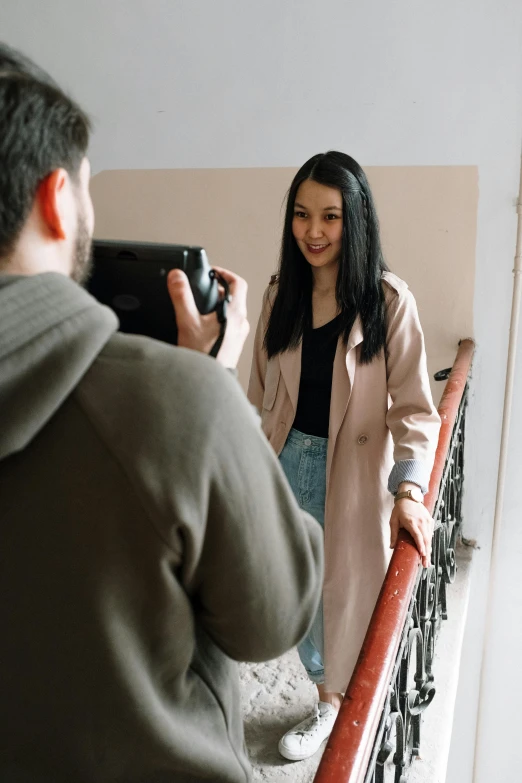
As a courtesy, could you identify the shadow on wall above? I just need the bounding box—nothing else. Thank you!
[90,166,478,404]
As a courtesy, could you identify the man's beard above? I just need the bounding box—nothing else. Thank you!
[70,209,93,286]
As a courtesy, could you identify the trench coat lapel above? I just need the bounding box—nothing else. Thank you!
[327,316,364,479]
[279,342,302,416]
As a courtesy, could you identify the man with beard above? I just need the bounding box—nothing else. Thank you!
[0,44,324,783]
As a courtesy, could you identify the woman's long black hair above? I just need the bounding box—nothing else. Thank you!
[264,151,389,364]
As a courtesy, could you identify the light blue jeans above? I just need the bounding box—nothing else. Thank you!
[279,428,327,684]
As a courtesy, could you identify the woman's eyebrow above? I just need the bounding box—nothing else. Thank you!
[293,203,342,211]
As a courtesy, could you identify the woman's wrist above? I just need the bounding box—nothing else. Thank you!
[395,482,424,505]
[397,481,423,495]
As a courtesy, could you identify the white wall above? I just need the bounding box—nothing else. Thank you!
[2,2,522,780]
[1,0,520,172]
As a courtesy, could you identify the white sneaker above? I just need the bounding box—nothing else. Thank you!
[278,701,338,761]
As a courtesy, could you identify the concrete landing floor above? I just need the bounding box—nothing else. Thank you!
[240,541,473,783]
[240,650,324,782]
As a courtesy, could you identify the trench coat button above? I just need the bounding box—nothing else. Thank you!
[357,434,369,445]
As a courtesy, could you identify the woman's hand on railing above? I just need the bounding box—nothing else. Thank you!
[389,495,434,568]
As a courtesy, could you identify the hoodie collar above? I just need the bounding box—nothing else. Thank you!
[0,272,118,460]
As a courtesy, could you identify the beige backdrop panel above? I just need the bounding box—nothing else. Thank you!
[91,166,477,404]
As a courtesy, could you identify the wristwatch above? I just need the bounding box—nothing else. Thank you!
[394,487,423,504]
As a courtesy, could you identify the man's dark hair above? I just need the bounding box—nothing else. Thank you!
[0,42,91,260]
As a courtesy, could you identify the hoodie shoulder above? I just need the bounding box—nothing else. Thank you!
[76,333,256,457]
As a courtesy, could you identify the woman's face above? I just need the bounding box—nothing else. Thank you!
[292,179,343,272]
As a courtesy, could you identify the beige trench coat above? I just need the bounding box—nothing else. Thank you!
[248,272,441,693]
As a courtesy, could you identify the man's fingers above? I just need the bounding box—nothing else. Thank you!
[211,266,248,298]
[211,265,239,283]
[167,269,200,327]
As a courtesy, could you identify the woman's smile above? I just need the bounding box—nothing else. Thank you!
[306,243,331,254]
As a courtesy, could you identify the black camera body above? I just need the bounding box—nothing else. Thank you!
[87,239,219,345]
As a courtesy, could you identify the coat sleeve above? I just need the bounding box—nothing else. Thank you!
[247,286,271,411]
[185,363,324,662]
[385,287,441,495]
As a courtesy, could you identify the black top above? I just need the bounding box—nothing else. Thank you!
[293,314,344,439]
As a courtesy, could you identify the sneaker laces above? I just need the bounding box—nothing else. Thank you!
[294,706,332,738]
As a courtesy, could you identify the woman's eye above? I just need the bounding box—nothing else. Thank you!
[326,213,340,221]
[294,211,307,219]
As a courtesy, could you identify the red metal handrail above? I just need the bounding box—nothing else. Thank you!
[313,338,475,783]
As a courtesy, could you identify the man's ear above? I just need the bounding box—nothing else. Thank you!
[36,169,68,241]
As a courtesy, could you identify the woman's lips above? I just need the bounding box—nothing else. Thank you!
[306,243,330,255]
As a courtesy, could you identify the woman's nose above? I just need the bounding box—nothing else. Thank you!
[307,220,324,239]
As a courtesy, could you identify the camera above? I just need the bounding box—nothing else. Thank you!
[87,240,219,345]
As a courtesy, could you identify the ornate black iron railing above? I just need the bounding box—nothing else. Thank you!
[366,386,468,783]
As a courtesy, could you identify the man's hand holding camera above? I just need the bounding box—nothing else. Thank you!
[168,267,250,368]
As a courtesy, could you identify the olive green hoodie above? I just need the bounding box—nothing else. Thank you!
[0,272,323,783]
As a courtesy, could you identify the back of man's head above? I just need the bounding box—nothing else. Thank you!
[0,42,91,263]
[0,42,60,85]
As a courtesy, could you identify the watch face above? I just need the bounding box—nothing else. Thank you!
[410,487,423,503]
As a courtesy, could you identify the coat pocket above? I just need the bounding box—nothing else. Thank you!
[263,360,281,411]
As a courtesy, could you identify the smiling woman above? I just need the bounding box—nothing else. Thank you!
[263,152,389,364]
[248,150,441,763]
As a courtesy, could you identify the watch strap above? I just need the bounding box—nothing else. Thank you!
[394,489,422,504]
